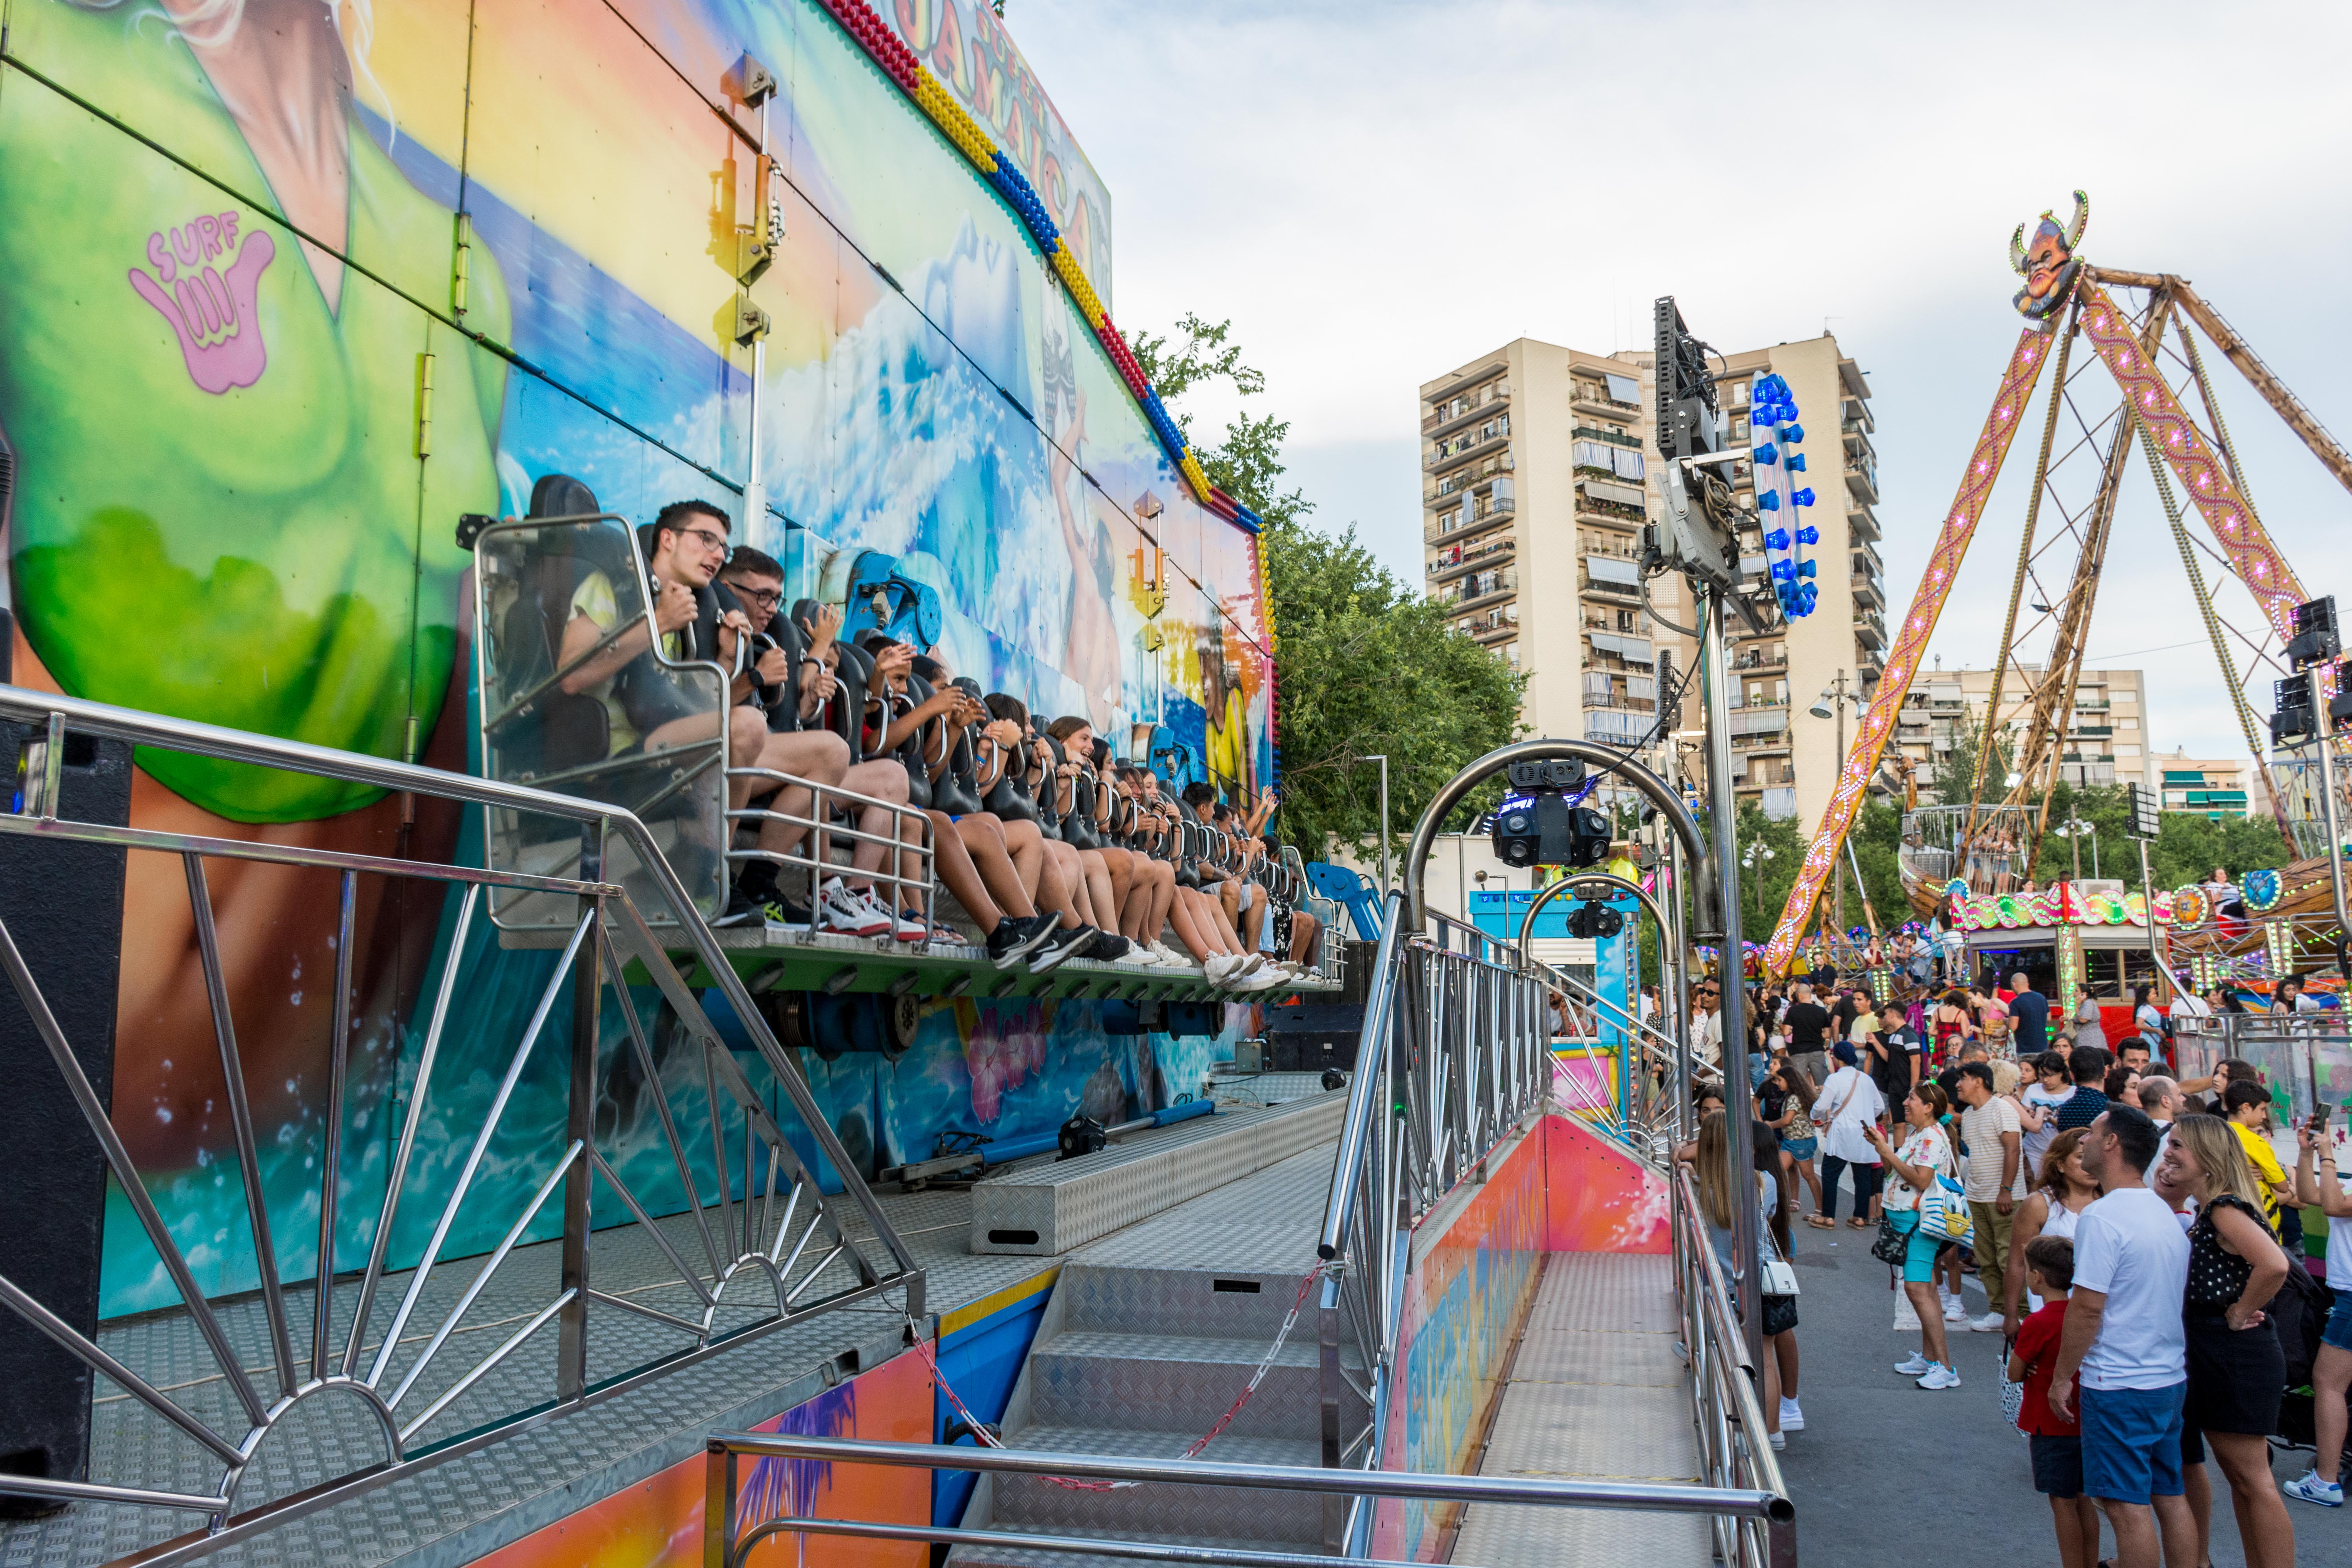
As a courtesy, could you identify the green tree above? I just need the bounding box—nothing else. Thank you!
[1134,316,1526,864]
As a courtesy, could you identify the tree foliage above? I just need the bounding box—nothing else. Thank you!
[1134,315,1526,862]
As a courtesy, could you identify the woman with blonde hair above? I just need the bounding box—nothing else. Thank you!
[2155,1115,2294,1568]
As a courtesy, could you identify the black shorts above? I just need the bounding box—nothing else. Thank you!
[2031,1434,2084,1498]
[2184,1311,2282,1437]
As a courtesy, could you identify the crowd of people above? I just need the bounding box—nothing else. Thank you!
[547,498,1321,987]
[1679,956,2352,1568]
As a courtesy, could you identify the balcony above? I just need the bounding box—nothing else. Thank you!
[1471,620,1518,646]
[1454,573,1519,613]
[1572,423,1644,450]
[1425,455,1514,505]
[1426,424,1512,473]
[1846,458,1879,504]
[1849,502,1881,543]
[1426,534,1515,583]
[1585,630,1653,664]
[2072,724,2114,737]
[1857,619,1886,650]
[1851,572,1884,609]
[1839,358,1870,402]
[1844,424,1877,466]
[1423,380,1511,437]
[1584,708,1653,745]
[1572,386,1642,419]
[1730,706,1789,737]
[1732,648,1788,672]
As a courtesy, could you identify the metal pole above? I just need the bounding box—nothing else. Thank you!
[1832,673,1847,940]
[1370,755,1392,898]
[1700,588,1762,1367]
[2312,668,2352,980]
[2137,835,2171,1007]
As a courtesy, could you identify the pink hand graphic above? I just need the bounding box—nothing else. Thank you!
[130,229,275,394]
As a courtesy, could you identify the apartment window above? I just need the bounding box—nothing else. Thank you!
[1730,415,1749,442]
[1602,372,1640,406]
[1727,380,1749,408]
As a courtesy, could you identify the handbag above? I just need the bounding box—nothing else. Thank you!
[1917,1172,1974,1247]
[1997,1335,2029,1432]
[1871,1212,1910,1266]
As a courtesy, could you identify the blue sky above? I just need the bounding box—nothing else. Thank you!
[1013,0,2352,762]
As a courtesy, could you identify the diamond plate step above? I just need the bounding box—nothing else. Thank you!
[986,1425,1325,1545]
[1029,1331,1358,1439]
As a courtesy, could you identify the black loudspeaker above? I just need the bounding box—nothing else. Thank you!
[0,715,132,1512]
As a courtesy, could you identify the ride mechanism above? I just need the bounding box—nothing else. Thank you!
[1753,189,2352,977]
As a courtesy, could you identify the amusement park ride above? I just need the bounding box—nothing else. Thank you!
[1755,191,2352,1006]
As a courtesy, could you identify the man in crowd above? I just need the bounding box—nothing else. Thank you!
[2049,1107,2193,1568]
[2056,1047,2113,1133]
[1956,1060,2024,1333]
[2010,971,2051,1056]
[2134,1075,2181,1177]
[2118,1036,2154,1078]
[1783,982,1831,1087]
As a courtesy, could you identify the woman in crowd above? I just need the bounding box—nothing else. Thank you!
[1811,1041,1886,1230]
[1931,987,1976,1071]
[2285,1114,2352,1508]
[1693,1109,1797,1448]
[2018,1051,2074,1179]
[1766,1053,1824,1221]
[2071,994,2109,1056]
[2155,1116,2294,1568]
[2001,1126,2098,1334]
[1868,1082,1962,1388]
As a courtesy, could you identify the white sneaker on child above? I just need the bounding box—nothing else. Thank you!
[1778,1396,1804,1432]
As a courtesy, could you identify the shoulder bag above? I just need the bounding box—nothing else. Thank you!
[1812,1073,1863,1140]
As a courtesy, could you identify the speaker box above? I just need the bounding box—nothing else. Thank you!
[0,712,132,1511]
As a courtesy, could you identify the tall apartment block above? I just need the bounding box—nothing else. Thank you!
[1418,333,1878,831]
[1886,661,2152,802]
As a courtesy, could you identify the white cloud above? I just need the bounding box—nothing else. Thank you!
[1013,0,2352,760]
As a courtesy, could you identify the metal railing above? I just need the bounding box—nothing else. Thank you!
[0,690,922,1561]
[2172,1014,2352,1122]
[699,1431,1787,1568]
[1671,1167,1799,1568]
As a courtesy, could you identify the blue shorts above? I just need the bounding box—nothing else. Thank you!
[1782,1134,1819,1160]
[2031,1434,2084,1499]
[2080,1383,2187,1504]
[1890,1208,1938,1284]
[2324,1293,2352,1355]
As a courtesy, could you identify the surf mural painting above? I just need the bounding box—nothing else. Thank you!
[0,0,1272,1313]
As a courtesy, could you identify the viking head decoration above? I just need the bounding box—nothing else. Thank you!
[2010,190,2088,321]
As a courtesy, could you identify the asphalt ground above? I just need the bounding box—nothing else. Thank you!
[1770,1183,2352,1568]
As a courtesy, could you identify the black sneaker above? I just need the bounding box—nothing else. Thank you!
[713,891,762,928]
[1027,922,1096,976]
[1083,931,1131,963]
[760,896,814,931]
[985,912,1058,969]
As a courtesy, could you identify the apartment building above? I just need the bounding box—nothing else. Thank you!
[1417,332,1878,832]
[1887,661,2152,800]
[2154,748,2258,819]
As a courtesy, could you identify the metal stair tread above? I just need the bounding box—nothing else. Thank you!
[990,1422,1322,1467]
[946,1525,1314,1568]
[1034,1329,1359,1372]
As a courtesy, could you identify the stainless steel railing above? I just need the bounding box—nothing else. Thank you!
[2172,1013,2352,1121]
[0,689,922,1561]
[697,1433,1789,1568]
[1671,1167,1798,1568]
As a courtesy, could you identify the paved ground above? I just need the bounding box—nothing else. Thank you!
[1772,1201,2351,1568]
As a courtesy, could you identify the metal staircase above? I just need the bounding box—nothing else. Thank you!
[952,1143,1352,1564]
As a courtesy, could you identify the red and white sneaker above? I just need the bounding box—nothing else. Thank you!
[817,878,891,938]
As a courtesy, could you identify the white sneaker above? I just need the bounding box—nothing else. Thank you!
[1942,1298,1968,1324]
[1778,1397,1804,1432]
[1915,1363,1962,1390]
[1233,964,1287,993]
[1152,941,1190,969]
[1124,943,1160,966]
[817,878,890,937]
[1967,1311,2006,1333]
[1893,1351,1934,1376]
[2283,1469,2344,1507]
[1203,954,1247,983]
[1768,1430,1785,1451]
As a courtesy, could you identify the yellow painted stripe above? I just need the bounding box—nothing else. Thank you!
[938,1263,1062,1338]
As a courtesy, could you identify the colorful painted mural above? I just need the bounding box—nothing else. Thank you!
[0,0,1271,1314]
[467,1345,932,1567]
[1370,1122,1546,1563]
[1541,1111,1671,1255]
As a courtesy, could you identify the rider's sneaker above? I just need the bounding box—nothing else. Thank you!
[985,912,1058,969]
[1027,922,1097,976]
[759,896,813,931]
[817,878,891,938]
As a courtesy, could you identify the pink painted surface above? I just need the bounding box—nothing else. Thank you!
[1542,1112,1670,1254]
[1550,1050,1617,1118]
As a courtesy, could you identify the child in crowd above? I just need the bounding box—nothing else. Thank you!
[2011,1235,2100,1568]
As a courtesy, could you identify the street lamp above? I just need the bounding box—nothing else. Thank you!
[2055,816,2097,880]
[1810,671,1857,930]
[1357,754,1392,895]
[1740,840,1776,925]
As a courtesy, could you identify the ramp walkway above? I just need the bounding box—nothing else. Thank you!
[1453,1250,1708,1566]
